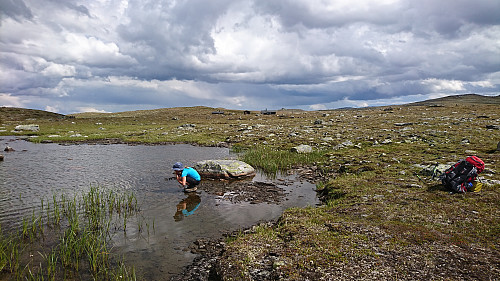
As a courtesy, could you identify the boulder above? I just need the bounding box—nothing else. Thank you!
[14,124,39,131]
[194,160,256,179]
[290,144,313,153]
[4,146,14,152]
[415,164,451,179]
[0,154,3,161]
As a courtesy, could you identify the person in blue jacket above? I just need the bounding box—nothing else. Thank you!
[172,162,201,192]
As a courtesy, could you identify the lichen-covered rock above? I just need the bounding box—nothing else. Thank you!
[194,160,256,179]
[414,163,451,178]
[14,124,39,131]
[290,144,313,153]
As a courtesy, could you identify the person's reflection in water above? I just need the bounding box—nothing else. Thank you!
[174,193,201,222]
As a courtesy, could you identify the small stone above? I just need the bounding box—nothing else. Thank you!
[341,140,354,147]
[273,260,285,269]
[486,125,499,130]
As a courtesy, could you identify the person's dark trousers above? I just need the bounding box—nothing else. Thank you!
[186,176,200,188]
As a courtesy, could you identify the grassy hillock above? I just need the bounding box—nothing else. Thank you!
[0,107,66,121]
[409,93,500,106]
[1,94,499,280]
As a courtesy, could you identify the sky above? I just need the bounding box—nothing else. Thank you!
[1,0,499,114]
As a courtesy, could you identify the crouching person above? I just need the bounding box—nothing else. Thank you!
[172,162,201,192]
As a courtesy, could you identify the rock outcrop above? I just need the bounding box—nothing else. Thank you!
[14,124,39,132]
[194,160,256,179]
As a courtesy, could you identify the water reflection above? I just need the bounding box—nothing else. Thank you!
[174,193,201,222]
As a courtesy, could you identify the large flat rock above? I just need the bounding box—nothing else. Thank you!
[194,160,256,179]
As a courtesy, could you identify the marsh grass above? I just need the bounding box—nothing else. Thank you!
[0,186,143,280]
[241,146,327,176]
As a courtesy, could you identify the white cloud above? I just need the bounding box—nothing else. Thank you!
[422,79,465,92]
[0,93,25,108]
[62,34,137,67]
[41,63,76,77]
[76,107,110,113]
[44,105,59,113]
[309,104,327,110]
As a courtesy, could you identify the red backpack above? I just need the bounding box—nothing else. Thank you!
[440,156,485,193]
[466,156,484,173]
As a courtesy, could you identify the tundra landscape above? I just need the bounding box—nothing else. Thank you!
[1,94,499,280]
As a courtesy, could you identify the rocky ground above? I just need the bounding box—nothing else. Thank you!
[172,162,500,280]
[2,94,499,280]
[199,179,288,204]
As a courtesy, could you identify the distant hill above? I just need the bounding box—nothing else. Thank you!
[0,107,66,121]
[408,94,500,106]
[1,94,498,122]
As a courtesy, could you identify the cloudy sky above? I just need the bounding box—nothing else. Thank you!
[1,0,499,114]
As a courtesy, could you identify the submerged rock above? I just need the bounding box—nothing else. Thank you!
[194,160,256,179]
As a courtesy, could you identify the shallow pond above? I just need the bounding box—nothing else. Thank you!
[0,136,319,280]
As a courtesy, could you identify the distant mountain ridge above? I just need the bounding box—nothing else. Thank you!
[1,94,498,120]
[408,94,500,106]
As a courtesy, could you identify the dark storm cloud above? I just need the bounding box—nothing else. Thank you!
[0,0,33,22]
[0,0,498,113]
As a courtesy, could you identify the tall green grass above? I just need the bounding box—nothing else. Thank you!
[0,186,145,280]
[241,146,327,176]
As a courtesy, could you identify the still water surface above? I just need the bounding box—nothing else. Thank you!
[0,136,319,280]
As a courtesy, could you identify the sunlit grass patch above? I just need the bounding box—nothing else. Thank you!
[241,146,327,176]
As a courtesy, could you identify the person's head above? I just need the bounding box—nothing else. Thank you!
[173,162,184,174]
